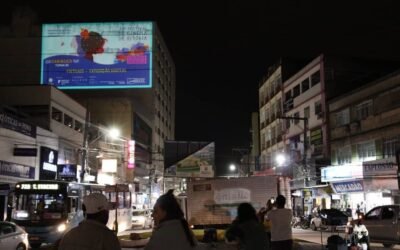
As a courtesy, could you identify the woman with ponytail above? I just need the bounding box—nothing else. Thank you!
[145,189,199,250]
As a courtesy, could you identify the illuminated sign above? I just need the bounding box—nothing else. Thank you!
[41,22,153,89]
[43,162,57,172]
[20,183,59,190]
[321,164,363,182]
[102,159,117,173]
[331,180,364,194]
[57,164,77,179]
[40,147,59,180]
[127,140,135,169]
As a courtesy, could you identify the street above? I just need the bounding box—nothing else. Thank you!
[292,228,400,250]
[32,227,400,249]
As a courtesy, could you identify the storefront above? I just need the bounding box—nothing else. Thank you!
[322,159,397,217]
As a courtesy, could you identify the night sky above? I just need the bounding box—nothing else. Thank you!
[2,1,400,174]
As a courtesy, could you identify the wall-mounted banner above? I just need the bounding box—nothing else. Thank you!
[0,160,35,179]
[331,180,364,194]
[0,112,36,138]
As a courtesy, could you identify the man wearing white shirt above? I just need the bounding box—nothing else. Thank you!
[266,195,292,250]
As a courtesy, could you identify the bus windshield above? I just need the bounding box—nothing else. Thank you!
[14,193,66,221]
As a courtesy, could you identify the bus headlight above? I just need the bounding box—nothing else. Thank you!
[57,223,67,232]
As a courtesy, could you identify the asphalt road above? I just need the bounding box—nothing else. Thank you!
[292,228,400,250]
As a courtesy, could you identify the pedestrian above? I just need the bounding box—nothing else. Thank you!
[225,202,268,250]
[264,199,275,247]
[145,189,198,250]
[58,193,120,250]
[346,205,352,217]
[266,194,293,250]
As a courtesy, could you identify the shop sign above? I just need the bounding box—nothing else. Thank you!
[363,158,397,177]
[39,147,58,180]
[331,180,364,194]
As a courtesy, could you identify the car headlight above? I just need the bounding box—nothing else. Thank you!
[57,223,67,232]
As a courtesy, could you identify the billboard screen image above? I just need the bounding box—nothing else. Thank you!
[41,22,153,89]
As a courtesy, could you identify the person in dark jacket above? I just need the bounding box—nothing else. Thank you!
[226,203,268,250]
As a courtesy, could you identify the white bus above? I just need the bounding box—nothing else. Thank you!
[12,180,131,248]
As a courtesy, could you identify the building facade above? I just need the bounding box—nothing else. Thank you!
[326,70,400,214]
[0,9,177,207]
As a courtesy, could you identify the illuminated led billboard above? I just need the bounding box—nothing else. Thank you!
[41,22,153,89]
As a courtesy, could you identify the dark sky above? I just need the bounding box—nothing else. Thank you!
[2,1,400,174]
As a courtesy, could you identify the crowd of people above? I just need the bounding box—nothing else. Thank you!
[55,191,369,250]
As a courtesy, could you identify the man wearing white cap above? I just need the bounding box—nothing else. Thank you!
[58,193,121,250]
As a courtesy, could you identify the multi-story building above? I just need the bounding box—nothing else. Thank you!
[0,85,86,220]
[0,8,177,206]
[326,70,400,213]
[279,54,399,215]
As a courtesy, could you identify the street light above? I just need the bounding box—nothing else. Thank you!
[229,164,236,172]
[108,127,121,140]
[275,153,286,167]
[277,116,309,179]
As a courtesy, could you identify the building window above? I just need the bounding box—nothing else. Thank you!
[293,84,300,98]
[52,107,63,123]
[355,100,373,120]
[337,146,352,165]
[357,141,376,161]
[314,100,322,115]
[304,106,310,119]
[301,78,310,93]
[311,70,320,86]
[335,108,350,127]
[64,114,73,128]
[383,137,400,158]
[286,119,290,130]
[75,120,83,133]
[285,90,292,101]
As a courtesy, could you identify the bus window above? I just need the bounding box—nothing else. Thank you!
[126,192,131,208]
[118,192,124,209]
[14,194,66,220]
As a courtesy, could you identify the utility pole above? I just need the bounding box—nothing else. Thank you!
[277,116,309,180]
[80,109,90,183]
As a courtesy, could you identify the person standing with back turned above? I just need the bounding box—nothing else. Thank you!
[266,194,292,250]
[58,193,121,250]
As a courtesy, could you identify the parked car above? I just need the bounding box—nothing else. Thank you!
[0,221,29,250]
[310,208,349,231]
[132,209,153,229]
[359,205,400,248]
